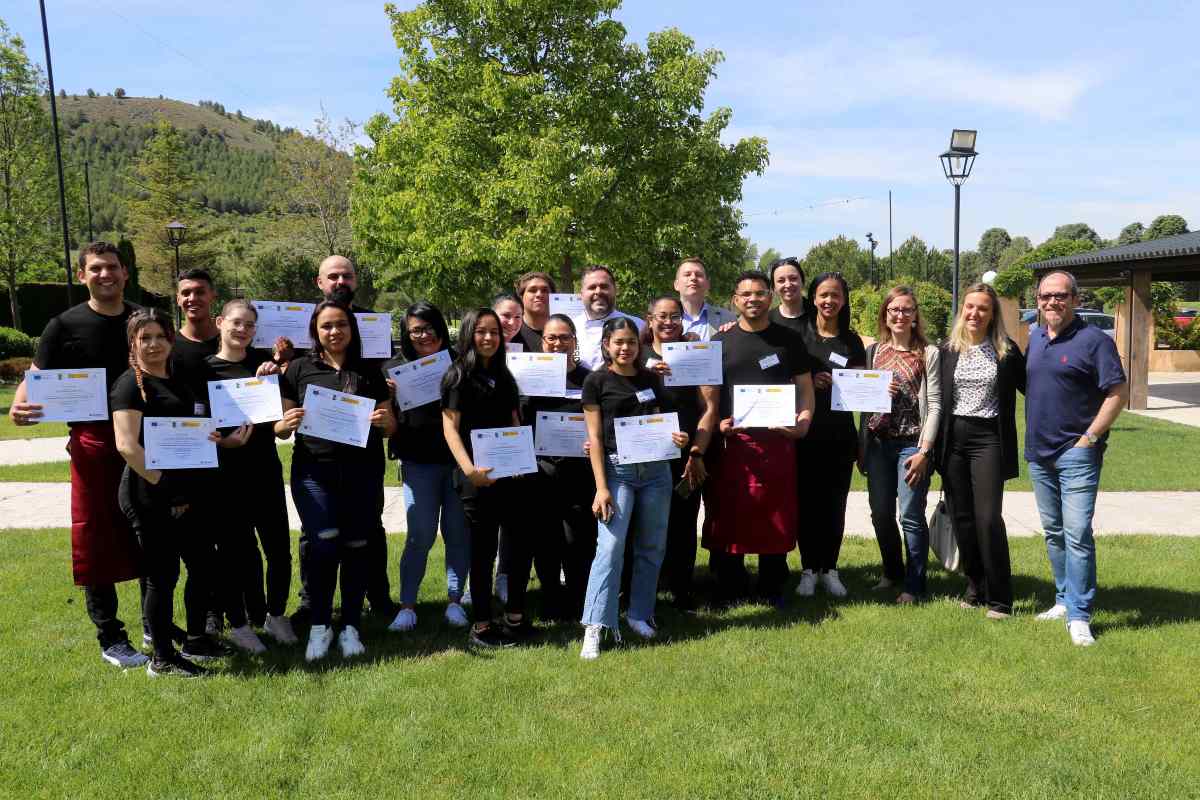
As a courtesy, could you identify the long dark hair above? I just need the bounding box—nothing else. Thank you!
[804,271,853,336]
[126,308,175,402]
[400,301,451,361]
[307,300,364,392]
[443,307,512,392]
[600,316,646,370]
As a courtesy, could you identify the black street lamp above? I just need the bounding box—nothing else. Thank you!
[866,232,878,287]
[165,220,187,327]
[939,129,978,312]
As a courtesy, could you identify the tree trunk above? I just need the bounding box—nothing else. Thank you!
[559,252,573,294]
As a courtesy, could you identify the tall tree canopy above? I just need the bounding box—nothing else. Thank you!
[1145,214,1188,241]
[1117,222,1145,246]
[1049,222,1102,246]
[976,227,1011,268]
[352,0,769,309]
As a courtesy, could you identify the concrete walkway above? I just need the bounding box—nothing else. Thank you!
[2,481,1196,536]
[1131,372,1200,428]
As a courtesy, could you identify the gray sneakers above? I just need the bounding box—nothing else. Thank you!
[101,641,149,668]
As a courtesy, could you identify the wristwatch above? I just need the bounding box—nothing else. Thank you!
[1085,431,1099,446]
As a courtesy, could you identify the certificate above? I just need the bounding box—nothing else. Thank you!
[549,293,584,316]
[662,341,722,386]
[24,368,108,422]
[831,369,893,413]
[470,425,537,478]
[144,417,218,470]
[297,384,373,448]
[534,412,588,458]
[732,384,796,428]
[207,375,283,427]
[355,313,393,359]
[614,412,680,465]
[387,350,452,411]
[507,351,567,397]
[251,301,315,349]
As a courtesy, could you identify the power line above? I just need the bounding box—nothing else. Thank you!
[743,196,871,218]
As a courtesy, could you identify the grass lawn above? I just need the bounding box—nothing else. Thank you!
[0,384,71,440]
[1,532,1197,798]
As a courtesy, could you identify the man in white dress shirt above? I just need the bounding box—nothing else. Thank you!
[571,264,644,370]
[675,257,736,341]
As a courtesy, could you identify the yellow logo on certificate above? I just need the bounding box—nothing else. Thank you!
[340,397,360,405]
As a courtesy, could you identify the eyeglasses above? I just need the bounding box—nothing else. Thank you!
[408,326,436,338]
[887,307,916,317]
[652,313,683,323]
[542,334,575,345]
[1037,292,1072,303]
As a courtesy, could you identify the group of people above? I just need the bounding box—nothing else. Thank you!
[9,241,1127,676]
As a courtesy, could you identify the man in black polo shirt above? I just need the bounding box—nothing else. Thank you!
[9,242,148,668]
[705,270,815,606]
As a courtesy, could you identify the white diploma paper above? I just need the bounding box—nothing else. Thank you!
[549,293,585,316]
[298,384,373,448]
[251,301,315,349]
[506,351,567,397]
[614,412,681,465]
[143,417,218,470]
[355,313,393,359]
[207,375,284,427]
[662,341,722,386]
[732,384,796,429]
[387,350,452,411]
[534,412,588,458]
[471,425,538,478]
[830,369,894,413]
[24,368,108,422]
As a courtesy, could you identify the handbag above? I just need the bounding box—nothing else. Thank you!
[928,491,960,572]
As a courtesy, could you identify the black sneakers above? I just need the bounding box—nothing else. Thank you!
[469,623,516,648]
[147,654,206,678]
[181,635,233,661]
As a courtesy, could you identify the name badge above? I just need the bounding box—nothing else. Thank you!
[564,388,583,400]
[758,353,781,370]
[829,352,848,368]
[635,388,656,403]
[193,402,206,416]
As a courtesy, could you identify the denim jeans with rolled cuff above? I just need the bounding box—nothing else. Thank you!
[865,436,931,596]
[398,461,470,606]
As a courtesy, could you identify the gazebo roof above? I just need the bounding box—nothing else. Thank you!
[1029,230,1200,285]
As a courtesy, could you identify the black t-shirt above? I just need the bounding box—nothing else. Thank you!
[203,353,280,471]
[171,332,220,409]
[767,306,809,335]
[516,323,544,353]
[109,368,200,444]
[713,322,814,419]
[382,351,456,465]
[581,367,673,453]
[441,361,521,461]
[800,323,867,444]
[645,346,703,438]
[280,354,390,465]
[34,302,139,416]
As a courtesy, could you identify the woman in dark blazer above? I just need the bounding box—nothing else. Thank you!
[936,283,1026,618]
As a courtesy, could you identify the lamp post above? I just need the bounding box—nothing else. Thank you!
[939,129,978,312]
[165,220,187,327]
[866,232,878,287]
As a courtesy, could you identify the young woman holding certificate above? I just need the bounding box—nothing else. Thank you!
[579,317,689,660]
[441,308,536,648]
[275,301,396,662]
[642,297,718,610]
[203,300,294,650]
[382,303,471,633]
[860,287,942,604]
[111,309,228,677]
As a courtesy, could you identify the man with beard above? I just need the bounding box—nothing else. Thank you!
[571,265,644,370]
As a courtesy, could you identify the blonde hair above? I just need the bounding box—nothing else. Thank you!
[948,283,1010,360]
[875,286,928,350]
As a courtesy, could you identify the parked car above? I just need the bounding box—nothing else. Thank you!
[1019,308,1037,325]
[1173,308,1199,330]
[1077,310,1116,339]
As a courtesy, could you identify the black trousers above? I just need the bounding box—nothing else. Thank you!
[458,476,533,624]
[226,472,292,624]
[136,510,217,659]
[710,552,789,602]
[662,457,702,601]
[523,461,597,620]
[943,416,1012,613]
[296,482,390,615]
[84,581,147,650]
[796,439,855,572]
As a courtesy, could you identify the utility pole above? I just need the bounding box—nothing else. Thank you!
[888,190,894,280]
[83,161,94,241]
[39,0,74,304]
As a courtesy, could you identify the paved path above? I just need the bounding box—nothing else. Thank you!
[2,482,1196,536]
[1131,372,1200,428]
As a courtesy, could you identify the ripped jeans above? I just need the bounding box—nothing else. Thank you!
[290,459,381,629]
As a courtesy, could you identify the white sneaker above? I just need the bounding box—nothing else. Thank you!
[305,624,334,662]
[627,618,657,640]
[229,625,267,654]
[101,641,150,668]
[495,573,509,604]
[1068,620,1096,647]
[263,614,299,645]
[444,602,469,628]
[1036,604,1068,621]
[580,624,602,660]
[795,570,818,596]
[460,589,473,607]
[339,625,366,658]
[821,570,849,598]
[388,607,417,632]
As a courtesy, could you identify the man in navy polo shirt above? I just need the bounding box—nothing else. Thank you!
[1025,270,1127,647]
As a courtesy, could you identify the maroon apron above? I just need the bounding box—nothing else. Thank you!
[69,422,140,586]
[703,430,797,555]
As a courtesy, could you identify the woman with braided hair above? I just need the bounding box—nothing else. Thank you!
[111,308,230,677]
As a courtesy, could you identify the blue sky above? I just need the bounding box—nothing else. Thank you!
[9,0,1200,261]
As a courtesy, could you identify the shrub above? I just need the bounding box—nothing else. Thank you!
[0,327,35,359]
[0,357,33,383]
[992,264,1033,299]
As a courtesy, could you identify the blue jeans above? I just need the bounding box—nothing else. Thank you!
[1028,445,1103,622]
[398,461,470,606]
[865,437,931,596]
[581,458,672,630]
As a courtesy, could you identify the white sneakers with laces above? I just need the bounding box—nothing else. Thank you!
[305,624,334,662]
[1036,604,1068,621]
[580,624,602,660]
[388,607,417,632]
[795,570,818,596]
[820,570,848,598]
[1068,620,1096,647]
[229,625,267,654]
[339,625,366,658]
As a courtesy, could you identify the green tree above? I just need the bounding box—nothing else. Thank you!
[1117,222,1145,245]
[241,245,319,302]
[803,236,869,286]
[1049,223,1102,246]
[273,111,355,258]
[756,247,782,272]
[977,227,1011,268]
[996,237,1097,305]
[997,236,1032,270]
[0,22,58,330]
[1145,214,1189,241]
[113,87,126,99]
[117,238,139,301]
[352,0,768,308]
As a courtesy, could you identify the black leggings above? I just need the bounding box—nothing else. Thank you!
[227,473,292,623]
[523,463,597,619]
[663,457,702,600]
[943,416,1012,612]
[459,477,532,625]
[137,511,217,659]
[796,439,855,572]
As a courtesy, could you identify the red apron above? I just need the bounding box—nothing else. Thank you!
[702,431,797,555]
[69,422,140,586]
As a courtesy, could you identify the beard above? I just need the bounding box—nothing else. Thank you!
[327,285,356,305]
